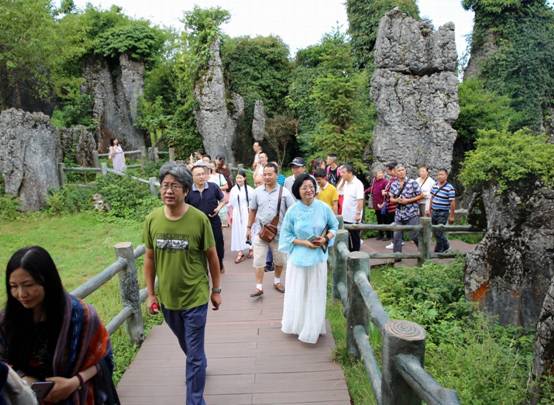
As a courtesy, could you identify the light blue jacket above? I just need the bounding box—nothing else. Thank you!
[278,199,339,267]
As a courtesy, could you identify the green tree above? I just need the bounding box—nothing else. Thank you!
[0,0,59,109]
[463,0,554,133]
[347,0,419,68]
[460,128,554,192]
[454,78,519,143]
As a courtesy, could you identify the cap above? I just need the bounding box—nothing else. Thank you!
[289,157,305,167]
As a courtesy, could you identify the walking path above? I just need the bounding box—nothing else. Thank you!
[117,227,351,405]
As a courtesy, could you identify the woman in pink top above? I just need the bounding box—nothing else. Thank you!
[367,169,389,240]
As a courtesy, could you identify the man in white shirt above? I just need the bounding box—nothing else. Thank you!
[341,164,365,251]
[253,152,268,182]
[252,142,263,169]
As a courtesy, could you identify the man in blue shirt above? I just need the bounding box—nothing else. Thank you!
[389,165,423,260]
[186,164,227,272]
[427,168,456,253]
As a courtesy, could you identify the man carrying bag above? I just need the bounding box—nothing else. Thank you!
[246,162,295,297]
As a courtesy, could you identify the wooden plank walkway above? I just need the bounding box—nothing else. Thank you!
[117,227,351,405]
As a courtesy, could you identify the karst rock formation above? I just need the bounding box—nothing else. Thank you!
[83,54,146,152]
[371,9,459,176]
[252,100,268,141]
[58,125,97,167]
[194,41,244,164]
[465,182,554,329]
[0,109,61,211]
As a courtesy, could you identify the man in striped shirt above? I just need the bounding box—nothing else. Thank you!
[427,169,456,253]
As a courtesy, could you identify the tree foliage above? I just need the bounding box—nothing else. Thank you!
[460,128,554,192]
[222,36,291,115]
[347,0,419,68]
[453,78,519,142]
[464,0,554,133]
[287,30,374,171]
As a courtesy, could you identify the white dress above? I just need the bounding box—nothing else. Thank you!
[109,145,126,172]
[229,184,254,252]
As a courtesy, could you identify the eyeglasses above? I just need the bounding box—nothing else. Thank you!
[299,185,315,191]
[160,183,183,191]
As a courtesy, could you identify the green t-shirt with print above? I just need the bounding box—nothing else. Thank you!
[143,205,215,310]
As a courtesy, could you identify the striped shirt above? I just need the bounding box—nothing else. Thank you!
[430,182,456,211]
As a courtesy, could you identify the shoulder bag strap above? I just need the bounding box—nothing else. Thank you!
[270,186,284,226]
[431,183,448,198]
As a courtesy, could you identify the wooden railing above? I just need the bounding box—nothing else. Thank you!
[343,216,481,266]
[71,242,149,344]
[328,221,466,404]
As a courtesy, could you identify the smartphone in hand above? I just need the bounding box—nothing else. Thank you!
[31,381,55,401]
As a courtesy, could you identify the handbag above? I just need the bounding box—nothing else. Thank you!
[258,186,283,243]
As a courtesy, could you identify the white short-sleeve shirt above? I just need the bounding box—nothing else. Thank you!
[342,176,365,223]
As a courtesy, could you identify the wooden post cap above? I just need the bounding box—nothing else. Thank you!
[384,320,426,341]
[114,242,132,250]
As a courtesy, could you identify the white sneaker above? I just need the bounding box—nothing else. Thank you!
[386,242,404,249]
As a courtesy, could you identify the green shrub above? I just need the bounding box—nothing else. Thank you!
[460,128,554,192]
[373,260,535,404]
[47,185,95,215]
[0,195,20,221]
[95,174,161,221]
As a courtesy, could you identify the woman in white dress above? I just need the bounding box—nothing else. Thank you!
[228,170,254,263]
[278,174,339,344]
[108,138,126,173]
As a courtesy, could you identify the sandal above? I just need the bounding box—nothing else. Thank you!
[250,289,264,298]
[234,254,246,264]
[273,282,285,293]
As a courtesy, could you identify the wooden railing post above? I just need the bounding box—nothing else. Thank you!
[333,230,349,300]
[140,146,147,169]
[92,151,100,169]
[347,251,370,359]
[114,242,144,345]
[382,320,426,405]
[100,162,108,176]
[148,177,159,196]
[58,162,66,187]
[168,147,175,162]
[418,217,432,266]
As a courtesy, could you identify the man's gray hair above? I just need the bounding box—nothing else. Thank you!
[159,162,193,191]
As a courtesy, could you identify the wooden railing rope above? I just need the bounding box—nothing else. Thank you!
[70,242,150,345]
[329,217,462,404]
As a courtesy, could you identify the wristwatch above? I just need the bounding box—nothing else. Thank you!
[212,287,222,294]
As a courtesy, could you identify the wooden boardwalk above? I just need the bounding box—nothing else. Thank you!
[117,227,351,405]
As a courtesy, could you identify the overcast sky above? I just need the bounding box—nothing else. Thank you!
[69,0,474,58]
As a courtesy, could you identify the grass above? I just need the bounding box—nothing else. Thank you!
[0,212,162,382]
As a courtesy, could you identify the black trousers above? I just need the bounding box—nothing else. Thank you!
[374,209,387,238]
[210,220,224,269]
[344,222,361,252]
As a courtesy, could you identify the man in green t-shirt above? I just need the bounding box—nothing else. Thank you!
[143,162,221,405]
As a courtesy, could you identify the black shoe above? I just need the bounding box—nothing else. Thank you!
[264,264,274,272]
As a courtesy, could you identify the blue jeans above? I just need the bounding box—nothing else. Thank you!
[432,210,450,252]
[162,304,208,405]
[393,215,420,253]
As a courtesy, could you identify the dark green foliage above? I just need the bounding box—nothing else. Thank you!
[374,260,534,404]
[453,78,519,142]
[222,36,291,115]
[0,196,20,222]
[460,128,554,192]
[464,0,554,133]
[47,185,95,215]
[95,174,161,221]
[288,30,374,171]
[94,22,167,63]
[347,0,419,68]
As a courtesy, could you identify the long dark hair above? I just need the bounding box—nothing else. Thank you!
[3,246,66,371]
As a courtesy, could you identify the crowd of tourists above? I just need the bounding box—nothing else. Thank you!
[0,141,457,405]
